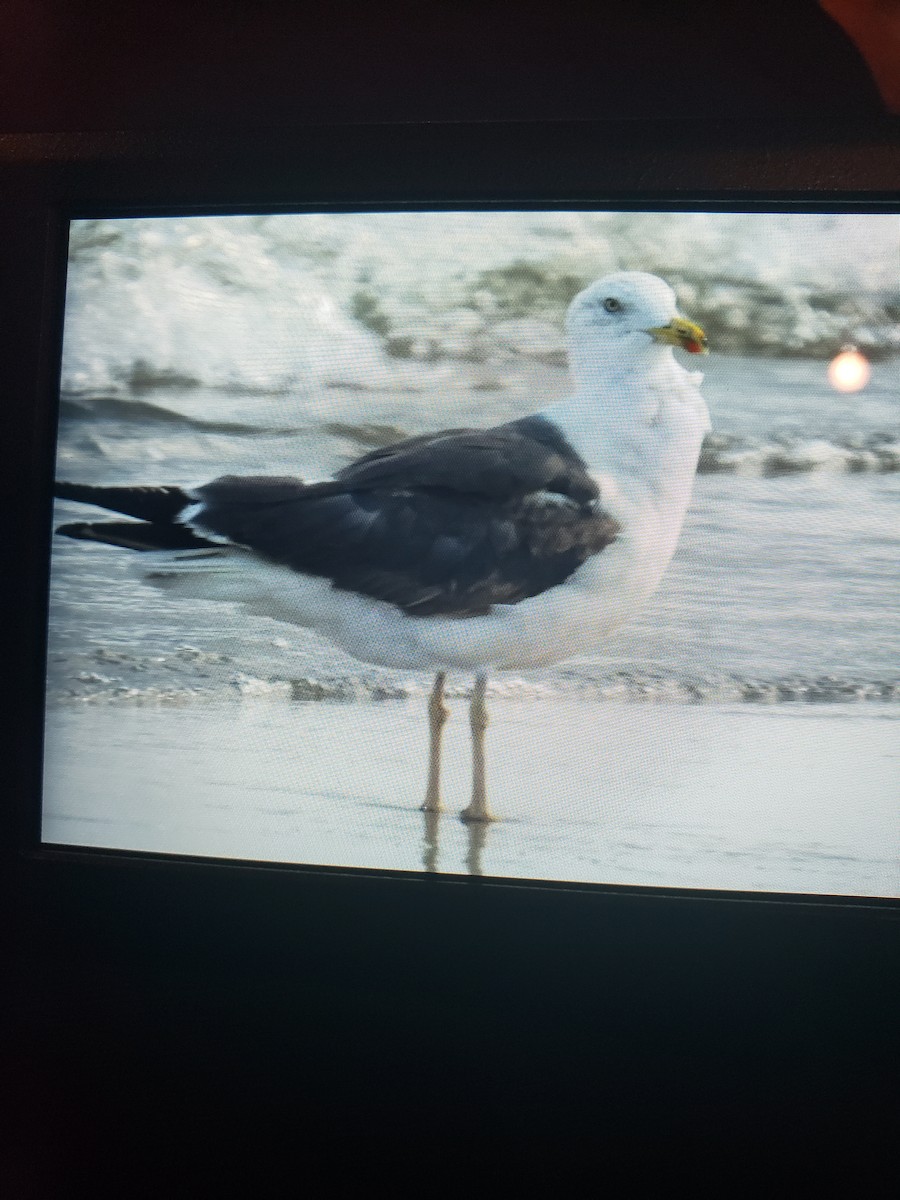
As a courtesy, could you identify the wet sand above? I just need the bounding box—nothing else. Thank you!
[42,698,898,896]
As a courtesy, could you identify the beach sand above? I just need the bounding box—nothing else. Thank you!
[42,698,898,897]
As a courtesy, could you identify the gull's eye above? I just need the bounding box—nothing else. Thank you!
[603,297,623,313]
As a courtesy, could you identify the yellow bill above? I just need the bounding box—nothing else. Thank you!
[647,316,709,355]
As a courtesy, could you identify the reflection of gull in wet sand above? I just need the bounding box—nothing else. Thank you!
[55,272,709,823]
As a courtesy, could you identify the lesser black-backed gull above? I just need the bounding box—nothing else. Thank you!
[54,271,710,822]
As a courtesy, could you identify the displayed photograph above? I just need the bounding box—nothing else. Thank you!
[43,209,899,894]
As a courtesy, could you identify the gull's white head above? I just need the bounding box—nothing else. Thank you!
[565,271,708,382]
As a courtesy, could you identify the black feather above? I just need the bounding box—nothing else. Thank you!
[55,520,220,552]
[55,482,193,524]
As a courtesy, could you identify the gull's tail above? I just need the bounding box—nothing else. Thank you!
[54,481,193,523]
[54,481,217,553]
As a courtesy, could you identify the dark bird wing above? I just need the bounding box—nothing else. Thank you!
[191,418,618,617]
[336,416,600,506]
[55,417,619,618]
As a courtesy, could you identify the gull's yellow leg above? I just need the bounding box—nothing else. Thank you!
[421,671,449,813]
[461,673,497,823]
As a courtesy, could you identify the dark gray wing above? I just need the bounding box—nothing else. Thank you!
[56,420,619,618]
[192,419,617,617]
[335,416,600,507]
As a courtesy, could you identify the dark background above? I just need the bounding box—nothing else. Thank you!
[0,0,891,129]
[2,0,898,1182]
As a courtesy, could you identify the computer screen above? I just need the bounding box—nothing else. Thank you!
[42,208,899,896]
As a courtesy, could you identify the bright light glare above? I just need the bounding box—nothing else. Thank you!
[828,347,871,393]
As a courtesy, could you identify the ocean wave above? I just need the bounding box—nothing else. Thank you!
[61,213,900,395]
[698,432,900,475]
[328,426,900,478]
[48,653,900,707]
[59,393,291,434]
[57,397,900,478]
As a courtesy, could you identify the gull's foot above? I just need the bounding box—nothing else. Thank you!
[459,806,499,824]
[420,796,445,814]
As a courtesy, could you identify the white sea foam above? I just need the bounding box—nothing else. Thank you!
[48,662,900,707]
[698,433,900,475]
[62,212,900,396]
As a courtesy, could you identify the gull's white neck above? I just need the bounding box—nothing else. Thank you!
[543,339,709,515]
